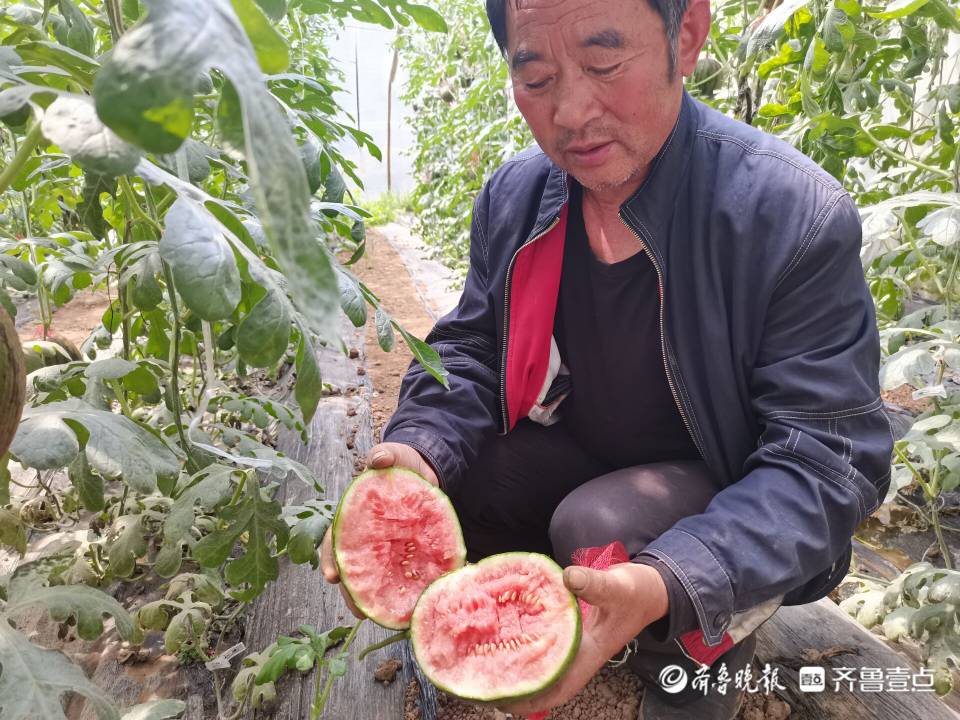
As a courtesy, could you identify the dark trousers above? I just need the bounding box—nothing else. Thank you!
[447,417,756,706]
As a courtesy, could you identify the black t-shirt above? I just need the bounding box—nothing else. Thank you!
[555,181,701,468]
[555,180,702,644]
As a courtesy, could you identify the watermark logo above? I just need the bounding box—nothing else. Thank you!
[679,662,938,696]
[658,664,689,694]
[799,666,826,693]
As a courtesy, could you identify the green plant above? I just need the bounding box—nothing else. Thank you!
[0,0,448,716]
[360,190,413,226]
[398,0,532,275]
[842,562,960,694]
[231,623,362,719]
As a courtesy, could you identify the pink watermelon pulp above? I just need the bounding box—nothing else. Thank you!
[332,467,466,630]
[410,553,582,702]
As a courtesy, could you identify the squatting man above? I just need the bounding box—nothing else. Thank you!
[321,0,893,718]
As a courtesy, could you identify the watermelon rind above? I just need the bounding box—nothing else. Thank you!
[332,466,467,631]
[409,552,582,703]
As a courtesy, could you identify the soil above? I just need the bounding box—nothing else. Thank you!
[403,660,793,720]
[15,288,111,348]
[349,229,437,443]
[881,385,933,415]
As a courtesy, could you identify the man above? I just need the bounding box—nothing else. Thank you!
[321,0,895,717]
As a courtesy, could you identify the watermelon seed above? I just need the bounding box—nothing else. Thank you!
[404,571,414,579]
[400,560,411,566]
[510,590,518,601]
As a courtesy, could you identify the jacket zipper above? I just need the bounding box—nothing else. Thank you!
[619,215,706,460]
[499,214,563,433]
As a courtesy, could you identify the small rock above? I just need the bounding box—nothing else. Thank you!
[357,367,366,376]
[347,407,357,417]
[349,348,360,359]
[374,658,403,685]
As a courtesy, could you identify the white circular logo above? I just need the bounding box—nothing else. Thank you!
[658,664,689,694]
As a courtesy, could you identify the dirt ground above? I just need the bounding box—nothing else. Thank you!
[15,288,111,348]
[402,665,791,720]
[350,229,437,443]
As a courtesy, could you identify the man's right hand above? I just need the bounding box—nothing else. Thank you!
[319,442,440,618]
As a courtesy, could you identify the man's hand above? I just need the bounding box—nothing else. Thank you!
[319,442,440,619]
[498,562,669,716]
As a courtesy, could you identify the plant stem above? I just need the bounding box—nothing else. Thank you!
[946,248,960,320]
[228,471,248,507]
[120,177,164,235]
[311,621,364,720]
[162,260,198,472]
[357,630,408,662]
[861,125,953,180]
[104,0,125,41]
[927,462,954,569]
[928,498,953,570]
[109,379,133,418]
[0,122,43,196]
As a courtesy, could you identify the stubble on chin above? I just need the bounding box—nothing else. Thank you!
[571,151,651,195]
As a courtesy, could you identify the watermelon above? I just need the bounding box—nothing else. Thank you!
[410,552,582,702]
[332,467,466,630]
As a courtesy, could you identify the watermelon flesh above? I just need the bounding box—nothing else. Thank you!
[332,467,466,630]
[410,553,582,702]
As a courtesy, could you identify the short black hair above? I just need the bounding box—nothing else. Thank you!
[485,0,689,74]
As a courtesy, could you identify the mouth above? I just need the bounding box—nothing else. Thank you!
[564,141,614,166]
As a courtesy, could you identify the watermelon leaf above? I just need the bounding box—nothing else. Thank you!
[10,400,180,494]
[94,0,340,341]
[0,622,119,720]
[192,476,289,601]
[156,466,236,578]
[41,96,142,177]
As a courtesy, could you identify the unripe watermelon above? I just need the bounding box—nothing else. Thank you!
[410,552,582,702]
[332,467,467,630]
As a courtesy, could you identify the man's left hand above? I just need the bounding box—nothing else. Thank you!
[497,562,669,716]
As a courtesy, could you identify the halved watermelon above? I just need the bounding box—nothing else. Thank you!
[332,467,466,630]
[410,552,582,702]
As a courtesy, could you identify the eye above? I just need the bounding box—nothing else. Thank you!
[590,63,621,76]
[524,78,551,90]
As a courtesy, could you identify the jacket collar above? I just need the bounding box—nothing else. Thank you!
[532,88,700,260]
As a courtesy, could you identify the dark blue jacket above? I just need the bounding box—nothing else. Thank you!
[384,89,894,655]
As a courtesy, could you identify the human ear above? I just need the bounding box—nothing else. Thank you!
[676,0,712,78]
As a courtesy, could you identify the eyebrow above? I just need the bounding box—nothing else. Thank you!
[511,48,542,71]
[583,29,625,50]
[511,28,626,70]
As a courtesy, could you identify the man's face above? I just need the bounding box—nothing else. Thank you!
[505,0,697,193]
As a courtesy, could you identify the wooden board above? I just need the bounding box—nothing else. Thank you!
[241,321,416,719]
[754,597,960,719]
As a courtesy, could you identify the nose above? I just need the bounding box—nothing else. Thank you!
[551,71,603,133]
